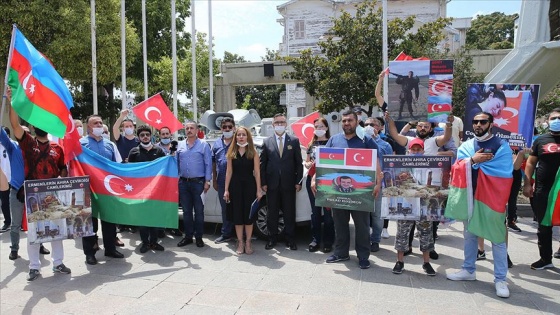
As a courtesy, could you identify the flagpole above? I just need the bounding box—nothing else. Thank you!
[1,25,17,127]
[172,0,178,120]
[91,0,99,115]
[208,0,214,111]
[121,0,127,111]
[191,0,198,122]
[382,0,388,117]
[142,0,148,100]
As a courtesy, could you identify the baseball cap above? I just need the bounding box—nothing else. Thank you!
[408,138,424,149]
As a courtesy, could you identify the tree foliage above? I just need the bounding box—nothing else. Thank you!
[537,84,560,118]
[284,0,451,114]
[466,12,518,50]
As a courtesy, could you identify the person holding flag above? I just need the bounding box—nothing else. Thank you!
[523,107,560,270]
[446,112,513,298]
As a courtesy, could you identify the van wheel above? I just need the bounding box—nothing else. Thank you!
[253,202,284,240]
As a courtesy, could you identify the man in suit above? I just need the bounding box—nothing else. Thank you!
[260,113,303,250]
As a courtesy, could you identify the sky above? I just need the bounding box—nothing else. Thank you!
[191,0,523,62]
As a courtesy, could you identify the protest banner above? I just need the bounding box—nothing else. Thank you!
[24,176,94,245]
[381,155,451,221]
[315,147,377,211]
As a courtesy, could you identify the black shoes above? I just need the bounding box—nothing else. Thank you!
[177,238,193,247]
[286,241,297,250]
[507,254,513,268]
[105,250,124,258]
[265,240,277,250]
[322,246,332,253]
[39,244,50,255]
[370,242,380,252]
[140,243,150,253]
[115,237,125,247]
[392,261,404,274]
[429,250,439,260]
[195,238,204,248]
[86,255,98,265]
[309,242,320,252]
[507,221,522,232]
[423,262,436,276]
[477,250,486,260]
[151,243,165,251]
[403,248,412,256]
[9,251,18,260]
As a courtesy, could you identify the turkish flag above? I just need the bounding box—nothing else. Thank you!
[132,94,183,133]
[290,111,320,147]
[60,114,83,163]
[394,51,429,61]
[345,148,374,167]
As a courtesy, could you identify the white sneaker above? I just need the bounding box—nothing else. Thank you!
[381,228,390,239]
[495,281,510,298]
[446,269,476,281]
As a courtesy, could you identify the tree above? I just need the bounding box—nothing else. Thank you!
[284,0,451,115]
[538,84,560,118]
[466,12,518,50]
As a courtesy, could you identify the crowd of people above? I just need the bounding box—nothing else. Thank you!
[1,82,560,299]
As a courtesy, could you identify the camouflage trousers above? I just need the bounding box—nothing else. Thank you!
[395,220,434,253]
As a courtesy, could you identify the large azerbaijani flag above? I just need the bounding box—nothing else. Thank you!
[446,139,513,243]
[69,147,178,228]
[7,27,73,138]
[542,168,560,226]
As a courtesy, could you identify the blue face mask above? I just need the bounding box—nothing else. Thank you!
[549,119,560,132]
[160,138,171,145]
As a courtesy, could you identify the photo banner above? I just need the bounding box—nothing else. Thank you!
[388,60,454,123]
[24,176,94,245]
[463,83,540,149]
[315,147,377,211]
[381,155,451,221]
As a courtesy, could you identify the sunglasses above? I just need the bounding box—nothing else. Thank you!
[550,116,560,120]
[138,133,151,138]
[472,119,489,125]
[222,125,234,130]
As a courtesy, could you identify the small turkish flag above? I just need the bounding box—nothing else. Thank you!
[132,94,184,133]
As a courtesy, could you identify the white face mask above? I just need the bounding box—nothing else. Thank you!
[77,127,84,136]
[124,127,134,136]
[140,142,152,149]
[223,131,234,139]
[474,131,492,141]
[364,126,375,136]
[102,133,110,140]
[274,125,286,135]
[92,127,104,137]
[237,142,249,147]
[314,129,326,137]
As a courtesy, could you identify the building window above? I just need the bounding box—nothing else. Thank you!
[297,107,306,117]
[294,20,305,39]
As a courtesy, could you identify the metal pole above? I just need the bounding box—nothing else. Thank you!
[191,0,197,121]
[208,0,214,111]
[382,0,388,115]
[1,25,17,125]
[171,0,178,119]
[91,0,98,114]
[121,0,126,110]
[142,0,148,100]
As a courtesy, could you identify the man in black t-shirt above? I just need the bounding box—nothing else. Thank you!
[524,107,560,270]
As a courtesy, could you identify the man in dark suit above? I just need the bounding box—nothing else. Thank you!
[260,113,303,250]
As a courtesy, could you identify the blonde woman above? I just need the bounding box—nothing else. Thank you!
[224,127,263,255]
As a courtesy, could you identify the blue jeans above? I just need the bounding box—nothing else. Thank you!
[179,179,205,239]
[218,184,234,238]
[462,222,507,282]
[370,191,383,244]
[306,176,334,246]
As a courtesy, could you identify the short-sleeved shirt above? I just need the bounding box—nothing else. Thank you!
[80,136,116,162]
[128,145,166,163]
[212,137,232,188]
[18,132,66,180]
[326,133,379,152]
[531,133,560,190]
[116,136,139,160]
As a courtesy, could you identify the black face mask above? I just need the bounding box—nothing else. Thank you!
[34,127,48,137]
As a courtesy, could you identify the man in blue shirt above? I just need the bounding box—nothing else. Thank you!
[212,117,236,244]
[176,121,212,248]
[80,115,124,265]
[312,109,382,269]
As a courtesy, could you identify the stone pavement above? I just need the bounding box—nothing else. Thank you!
[1,214,559,315]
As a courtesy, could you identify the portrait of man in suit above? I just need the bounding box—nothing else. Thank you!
[260,113,303,250]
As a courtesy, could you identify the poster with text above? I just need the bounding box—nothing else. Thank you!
[381,155,451,221]
[388,60,454,123]
[315,147,377,211]
[463,83,539,149]
[25,176,94,245]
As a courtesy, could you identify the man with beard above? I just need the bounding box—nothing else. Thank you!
[155,126,173,155]
[311,109,382,269]
[128,125,166,253]
[446,112,512,298]
[212,117,236,244]
[523,107,560,270]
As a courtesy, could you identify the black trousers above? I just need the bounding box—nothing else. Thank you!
[82,219,117,256]
[534,188,553,262]
[140,226,158,244]
[507,169,523,222]
[266,187,296,241]
[0,189,11,226]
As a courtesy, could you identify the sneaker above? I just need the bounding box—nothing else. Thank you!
[446,269,476,281]
[554,248,560,259]
[507,254,513,268]
[381,228,390,239]
[530,259,554,270]
[370,242,380,252]
[423,262,436,276]
[0,224,10,232]
[326,254,350,263]
[403,248,412,256]
[27,269,40,281]
[214,235,232,244]
[151,243,165,251]
[39,244,50,255]
[358,258,370,269]
[429,250,439,260]
[392,261,404,274]
[195,238,205,248]
[507,221,522,232]
[9,251,18,260]
[140,243,150,253]
[52,263,71,274]
[477,250,486,260]
[495,281,510,298]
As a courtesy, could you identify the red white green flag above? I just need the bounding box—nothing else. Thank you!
[542,168,560,226]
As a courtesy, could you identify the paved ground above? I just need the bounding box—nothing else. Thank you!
[1,211,559,315]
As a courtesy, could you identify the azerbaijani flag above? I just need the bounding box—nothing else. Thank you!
[542,168,560,226]
[69,147,178,228]
[446,139,513,243]
[7,27,73,138]
[318,148,345,165]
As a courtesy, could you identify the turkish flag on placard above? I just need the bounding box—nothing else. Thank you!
[345,148,374,167]
[290,111,320,147]
[132,94,184,133]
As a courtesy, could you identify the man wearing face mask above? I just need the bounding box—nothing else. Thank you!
[80,115,124,265]
[128,125,166,253]
[211,117,236,244]
[523,107,560,270]
[74,119,85,138]
[112,109,139,162]
[260,113,303,250]
[155,126,173,155]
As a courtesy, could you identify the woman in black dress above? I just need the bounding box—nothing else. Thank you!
[223,127,263,255]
